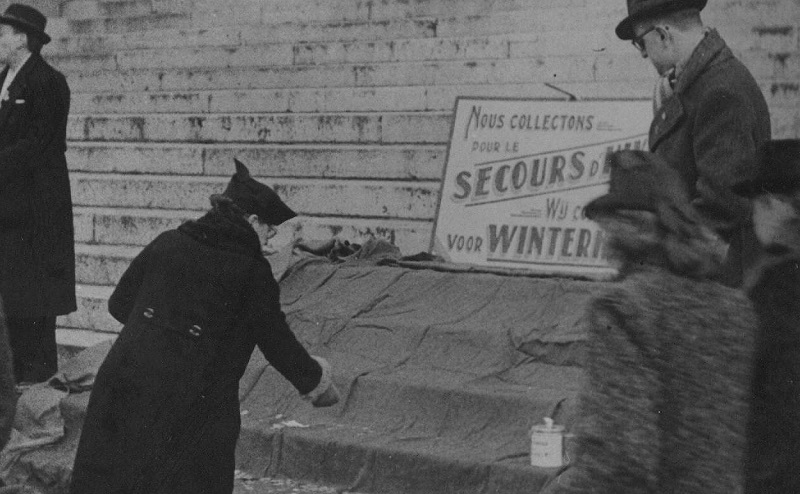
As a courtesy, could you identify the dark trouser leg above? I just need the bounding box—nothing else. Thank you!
[7,316,57,383]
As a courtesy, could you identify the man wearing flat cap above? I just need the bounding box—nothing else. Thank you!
[0,3,75,384]
[616,0,771,286]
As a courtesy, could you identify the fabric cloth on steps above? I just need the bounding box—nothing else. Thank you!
[0,383,67,490]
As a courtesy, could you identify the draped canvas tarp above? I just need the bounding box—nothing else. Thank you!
[236,242,607,493]
[1,241,607,494]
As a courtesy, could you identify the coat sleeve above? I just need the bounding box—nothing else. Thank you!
[244,260,322,395]
[0,66,69,181]
[108,241,153,325]
[691,89,759,238]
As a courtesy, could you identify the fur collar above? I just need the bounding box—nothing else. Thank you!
[178,209,262,258]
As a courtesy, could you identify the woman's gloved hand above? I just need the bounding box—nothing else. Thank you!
[302,356,340,408]
[311,382,340,408]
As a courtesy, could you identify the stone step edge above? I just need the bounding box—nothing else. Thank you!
[73,207,437,226]
[64,141,448,177]
[55,51,646,77]
[58,59,655,93]
[70,170,440,185]
[49,16,438,46]
[47,31,628,61]
[73,206,437,224]
[49,26,776,65]
[56,327,117,357]
[66,140,446,154]
[65,82,794,114]
[237,422,548,493]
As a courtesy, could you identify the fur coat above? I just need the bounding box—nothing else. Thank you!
[550,264,756,493]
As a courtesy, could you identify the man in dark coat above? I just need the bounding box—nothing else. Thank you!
[616,0,771,286]
[70,160,339,494]
[732,140,800,493]
[0,298,17,451]
[0,4,75,384]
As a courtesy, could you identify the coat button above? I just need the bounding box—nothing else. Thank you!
[189,325,202,337]
[143,308,154,318]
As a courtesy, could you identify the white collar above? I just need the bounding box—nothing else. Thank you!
[6,52,31,80]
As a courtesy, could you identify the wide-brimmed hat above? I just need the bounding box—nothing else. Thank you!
[585,150,697,224]
[222,159,297,225]
[616,0,708,40]
[732,140,800,197]
[0,4,51,44]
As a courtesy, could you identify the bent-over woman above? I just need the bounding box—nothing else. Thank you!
[69,160,339,494]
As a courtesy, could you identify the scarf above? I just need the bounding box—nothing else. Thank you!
[177,208,263,259]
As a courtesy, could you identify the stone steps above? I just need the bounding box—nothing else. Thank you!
[60,0,617,31]
[70,172,438,217]
[61,0,578,22]
[66,79,798,115]
[67,111,452,144]
[59,8,627,38]
[48,30,631,71]
[236,376,571,494]
[45,10,797,62]
[66,142,447,178]
[50,18,440,54]
[68,83,572,114]
[57,0,798,38]
[58,283,117,337]
[74,205,432,249]
[47,29,624,58]
[61,56,653,93]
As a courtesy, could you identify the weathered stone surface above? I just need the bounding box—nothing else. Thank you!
[49,0,800,350]
[62,55,652,94]
[68,142,446,179]
[71,212,433,286]
[57,284,119,334]
[75,244,140,285]
[71,174,439,218]
[763,81,800,108]
[67,142,205,174]
[771,107,800,139]
[67,112,453,144]
[69,83,569,114]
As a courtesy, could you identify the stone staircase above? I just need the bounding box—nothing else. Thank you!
[49,0,799,348]
[21,0,797,491]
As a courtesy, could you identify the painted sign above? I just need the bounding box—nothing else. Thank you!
[430,97,652,279]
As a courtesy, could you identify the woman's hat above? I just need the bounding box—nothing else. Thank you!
[732,140,800,197]
[616,0,707,40]
[0,4,51,44]
[584,150,697,224]
[222,159,297,225]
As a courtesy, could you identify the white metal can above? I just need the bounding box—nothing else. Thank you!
[530,417,564,468]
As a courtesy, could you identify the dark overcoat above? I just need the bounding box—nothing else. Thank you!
[552,265,756,493]
[0,53,75,317]
[649,30,771,286]
[69,211,323,494]
[744,257,800,493]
